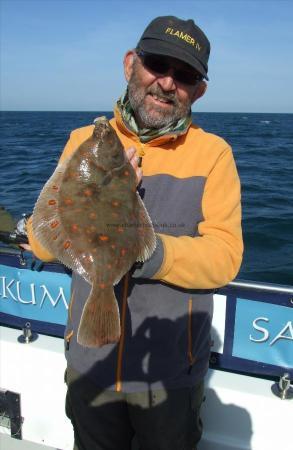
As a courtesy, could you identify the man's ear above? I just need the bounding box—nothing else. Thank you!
[191,80,208,103]
[124,50,136,82]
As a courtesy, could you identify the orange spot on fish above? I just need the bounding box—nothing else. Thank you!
[107,264,112,269]
[50,220,59,229]
[52,185,59,191]
[64,240,71,249]
[124,170,129,176]
[52,235,58,241]
[84,189,93,197]
[48,199,56,206]
[71,224,79,232]
[64,198,74,206]
[120,248,127,257]
[99,283,106,289]
[112,200,119,207]
[89,212,97,219]
[111,244,116,250]
[117,227,124,233]
[99,235,109,242]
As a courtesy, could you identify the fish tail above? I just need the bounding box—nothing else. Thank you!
[77,283,120,348]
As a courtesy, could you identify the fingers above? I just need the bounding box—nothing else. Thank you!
[125,147,143,185]
[125,146,136,160]
[136,167,143,185]
[19,244,32,251]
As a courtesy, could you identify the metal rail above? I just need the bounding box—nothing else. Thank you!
[229,279,293,294]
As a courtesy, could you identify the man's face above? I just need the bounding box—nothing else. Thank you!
[125,51,205,129]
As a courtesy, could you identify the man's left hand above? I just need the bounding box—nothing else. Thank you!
[125,147,142,185]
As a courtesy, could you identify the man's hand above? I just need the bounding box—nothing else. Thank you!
[125,147,143,185]
[19,243,32,251]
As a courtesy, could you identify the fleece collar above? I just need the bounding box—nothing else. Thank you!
[115,90,192,145]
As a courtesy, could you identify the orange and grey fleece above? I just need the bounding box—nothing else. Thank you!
[27,108,243,392]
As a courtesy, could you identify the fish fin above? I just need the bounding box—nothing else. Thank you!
[77,283,120,347]
[32,164,88,278]
[136,193,157,262]
[112,264,132,286]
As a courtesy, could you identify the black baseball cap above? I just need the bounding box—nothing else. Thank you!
[136,16,210,80]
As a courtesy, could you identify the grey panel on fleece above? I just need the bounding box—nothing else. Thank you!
[138,174,206,237]
[132,174,206,279]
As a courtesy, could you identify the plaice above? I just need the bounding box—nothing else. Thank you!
[32,116,156,347]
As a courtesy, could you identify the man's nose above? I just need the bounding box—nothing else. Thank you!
[157,70,176,91]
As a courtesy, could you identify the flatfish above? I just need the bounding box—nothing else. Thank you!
[32,117,156,347]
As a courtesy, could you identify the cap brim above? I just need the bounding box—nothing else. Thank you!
[138,39,209,80]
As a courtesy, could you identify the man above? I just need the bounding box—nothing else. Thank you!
[27,16,243,450]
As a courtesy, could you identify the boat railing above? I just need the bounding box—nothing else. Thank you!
[228,279,293,294]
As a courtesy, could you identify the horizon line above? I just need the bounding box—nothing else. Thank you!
[1,110,292,115]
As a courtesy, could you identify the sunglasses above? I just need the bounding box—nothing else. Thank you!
[136,50,203,86]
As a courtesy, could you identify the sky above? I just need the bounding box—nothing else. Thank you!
[1,0,293,113]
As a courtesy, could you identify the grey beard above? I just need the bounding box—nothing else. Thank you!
[127,68,192,129]
[129,99,178,129]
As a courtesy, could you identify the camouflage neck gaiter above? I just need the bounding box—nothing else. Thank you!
[116,90,192,143]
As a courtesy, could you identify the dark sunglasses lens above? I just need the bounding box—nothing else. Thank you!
[143,55,169,74]
[141,53,202,85]
[175,70,200,85]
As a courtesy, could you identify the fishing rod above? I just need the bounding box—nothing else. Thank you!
[0,230,29,245]
[0,211,30,245]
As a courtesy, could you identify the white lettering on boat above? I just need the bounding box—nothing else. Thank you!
[0,277,17,301]
[39,284,68,309]
[250,317,269,343]
[250,317,293,346]
[270,321,293,346]
[0,275,68,309]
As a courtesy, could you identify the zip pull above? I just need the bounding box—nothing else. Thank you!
[137,145,145,167]
[65,330,74,350]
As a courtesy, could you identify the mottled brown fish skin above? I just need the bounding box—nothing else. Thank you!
[60,119,140,281]
[32,117,156,347]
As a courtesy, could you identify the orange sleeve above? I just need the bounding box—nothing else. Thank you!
[153,147,243,289]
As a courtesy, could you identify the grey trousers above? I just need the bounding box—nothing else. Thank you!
[65,366,204,450]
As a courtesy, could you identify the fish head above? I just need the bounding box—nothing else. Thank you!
[92,116,126,171]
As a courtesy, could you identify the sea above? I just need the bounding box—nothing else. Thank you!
[0,111,292,286]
